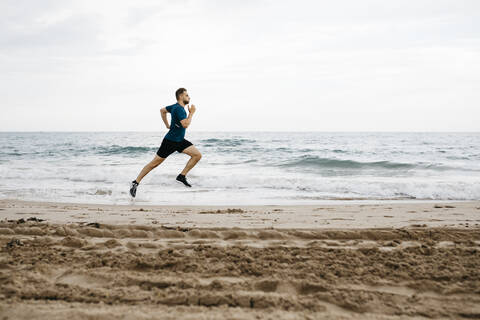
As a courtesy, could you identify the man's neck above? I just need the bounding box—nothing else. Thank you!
[177,101,186,107]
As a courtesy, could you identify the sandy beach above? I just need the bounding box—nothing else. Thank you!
[1,199,480,319]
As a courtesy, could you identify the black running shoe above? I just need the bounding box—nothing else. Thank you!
[176,174,191,187]
[129,180,139,197]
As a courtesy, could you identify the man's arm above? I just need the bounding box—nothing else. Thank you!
[180,104,196,128]
[160,107,170,129]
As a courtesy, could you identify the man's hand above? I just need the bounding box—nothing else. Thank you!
[188,104,196,114]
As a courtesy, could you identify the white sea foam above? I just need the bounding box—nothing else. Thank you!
[0,132,479,204]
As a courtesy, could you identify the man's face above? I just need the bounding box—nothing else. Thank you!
[181,92,190,105]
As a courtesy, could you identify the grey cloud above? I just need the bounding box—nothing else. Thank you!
[0,14,103,52]
[0,0,104,57]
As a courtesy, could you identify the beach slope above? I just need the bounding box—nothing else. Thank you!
[1,199,479,319]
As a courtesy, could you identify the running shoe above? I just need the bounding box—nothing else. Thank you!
[129,180,139,197]
[176,174,192,187]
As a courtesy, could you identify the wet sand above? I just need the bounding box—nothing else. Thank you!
[1,198,480,229]
[1,199,480,319]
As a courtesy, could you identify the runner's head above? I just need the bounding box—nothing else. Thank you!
[176,88,190,105]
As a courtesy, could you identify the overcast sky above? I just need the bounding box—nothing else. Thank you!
[1,0,479,132]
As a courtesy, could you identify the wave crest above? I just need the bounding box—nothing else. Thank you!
[278,156,416,170]
[96,145,153,155]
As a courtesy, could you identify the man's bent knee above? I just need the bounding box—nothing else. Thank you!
[193,153,202,160]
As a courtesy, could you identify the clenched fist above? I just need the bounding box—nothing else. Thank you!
[188,104,196,114]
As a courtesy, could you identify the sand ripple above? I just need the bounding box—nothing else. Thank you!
[0,219,479,319]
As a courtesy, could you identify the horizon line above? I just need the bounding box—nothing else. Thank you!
[0,130,479,133]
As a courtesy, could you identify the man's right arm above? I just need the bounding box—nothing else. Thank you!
[160,107,170,128]
[180,105,196,128]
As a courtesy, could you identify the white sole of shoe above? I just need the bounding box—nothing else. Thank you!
[176,180,191,187]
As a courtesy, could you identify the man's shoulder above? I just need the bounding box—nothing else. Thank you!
[166,103,179,109]
[166,103,180,114]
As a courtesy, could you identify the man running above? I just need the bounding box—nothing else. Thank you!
[129,88,202,198]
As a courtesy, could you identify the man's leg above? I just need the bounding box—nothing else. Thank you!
[135,155,166,183]
[180,145,202,176]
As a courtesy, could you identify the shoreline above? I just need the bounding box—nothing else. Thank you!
[2,196,476,206]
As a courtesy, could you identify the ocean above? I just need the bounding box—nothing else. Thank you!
[0,132,479,205]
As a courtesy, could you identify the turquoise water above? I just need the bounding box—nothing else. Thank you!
[0,131,479,205]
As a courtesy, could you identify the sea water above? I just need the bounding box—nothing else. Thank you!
[0,131,479,205]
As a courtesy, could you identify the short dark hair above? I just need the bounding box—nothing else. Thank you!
[175,88,187,100]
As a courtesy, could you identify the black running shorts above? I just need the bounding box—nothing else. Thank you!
[156,137,193,158]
